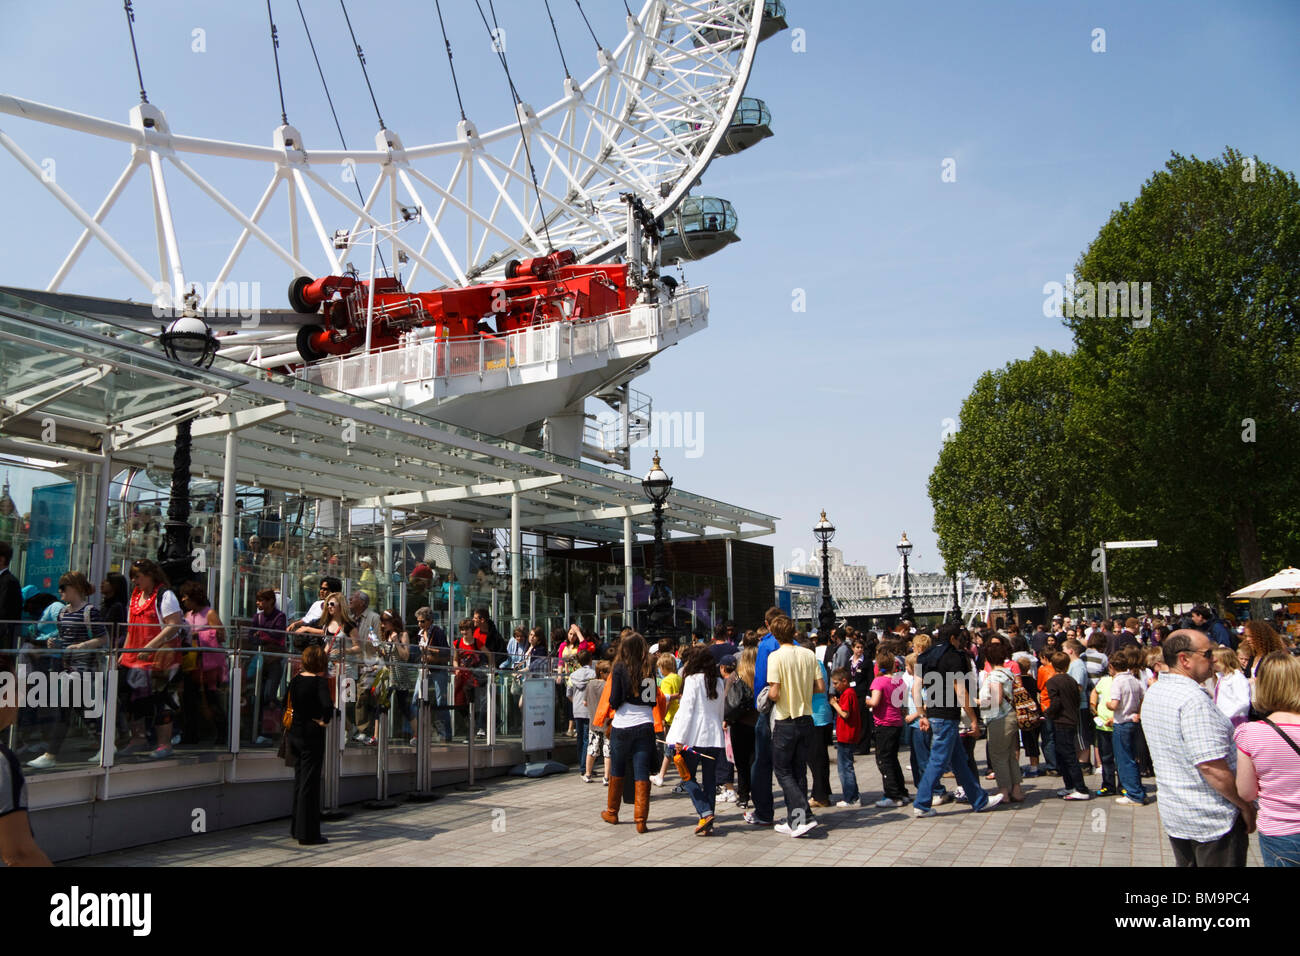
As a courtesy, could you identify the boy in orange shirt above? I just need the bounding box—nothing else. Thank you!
[1036,653,1058,775]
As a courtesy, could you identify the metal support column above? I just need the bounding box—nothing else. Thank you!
[1100,543,1111,621]
[724,536,735,620]
[624,515,634,618]
[510,492,521,623]
[218,430,237,625]
[382,507,393,609]
[88,449,113,595]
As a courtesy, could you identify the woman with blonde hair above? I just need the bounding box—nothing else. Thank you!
[1212,647,1251,726]
[725,646,759,809]
[299,591,355,658]
[1235,652,1300,866]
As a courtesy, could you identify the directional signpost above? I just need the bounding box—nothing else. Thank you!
[1100,540,1158,619]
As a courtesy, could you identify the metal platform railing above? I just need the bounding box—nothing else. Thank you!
[296,286,709,393]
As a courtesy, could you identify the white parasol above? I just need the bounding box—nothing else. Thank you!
[1230,567,1300,600]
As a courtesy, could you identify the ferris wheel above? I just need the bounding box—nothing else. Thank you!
[0,0,785,356]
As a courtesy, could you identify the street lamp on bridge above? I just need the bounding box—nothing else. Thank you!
[897,532,915,622]
[813,510,836,636]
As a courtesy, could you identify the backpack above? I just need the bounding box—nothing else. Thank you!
[725,676,757,725]
[1012,672,1041,729]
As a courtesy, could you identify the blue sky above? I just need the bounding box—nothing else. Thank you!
[2,1,1298,581]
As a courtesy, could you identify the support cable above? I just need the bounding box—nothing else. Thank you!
[573,0,602,50]
[122,1,148,104]
[476,0,554,252]
[266,0,289,126]
[543,0,571,79]
[294,0,389,276]
[339,0,386,131]
[433,0,468,121]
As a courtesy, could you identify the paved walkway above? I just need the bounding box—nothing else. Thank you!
[73,748,1262,867]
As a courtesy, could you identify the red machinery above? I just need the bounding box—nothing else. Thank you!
[287,249,634,362]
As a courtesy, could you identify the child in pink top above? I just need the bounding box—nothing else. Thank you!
[867,650,909,805]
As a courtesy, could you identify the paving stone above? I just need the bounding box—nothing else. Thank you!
[68,745,1267,867]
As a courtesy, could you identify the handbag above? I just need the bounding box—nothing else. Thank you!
[282,690,294,731]
[277,733,297,768]
[1012,672,1041,729]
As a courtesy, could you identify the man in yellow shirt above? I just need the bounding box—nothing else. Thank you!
[766,615,825,837]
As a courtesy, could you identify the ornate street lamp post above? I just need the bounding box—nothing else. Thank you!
[897,532,915,622]
[642,451,674,640]
[813,510,836,636]
[157,292,218,587]
[949,570,962,624]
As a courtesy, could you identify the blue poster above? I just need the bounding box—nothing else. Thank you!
[23,482,75,594]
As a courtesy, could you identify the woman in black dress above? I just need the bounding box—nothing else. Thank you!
[288,644,333,846]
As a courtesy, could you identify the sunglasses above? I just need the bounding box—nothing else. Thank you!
[1186,648,1214,660]
[327,602,339,609]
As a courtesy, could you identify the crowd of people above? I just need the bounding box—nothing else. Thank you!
[580,607,1300,866]
[4,545,1299,867]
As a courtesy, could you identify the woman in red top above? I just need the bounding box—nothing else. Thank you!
[454,619,485,735]
[119,559,185,759]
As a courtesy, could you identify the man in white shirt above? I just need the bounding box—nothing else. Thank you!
[288,575,342,637]
[1141,629,1255,866]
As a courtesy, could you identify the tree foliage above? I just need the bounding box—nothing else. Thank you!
[929,349,1097,617]
[1066,148,1300,605]
[931,149,1300,612]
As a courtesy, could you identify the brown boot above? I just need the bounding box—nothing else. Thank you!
[634,780,651,833]
[601,777,623,824]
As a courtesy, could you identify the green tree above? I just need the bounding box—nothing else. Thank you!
[1065,148,1300,609]
[929,349,1098,619]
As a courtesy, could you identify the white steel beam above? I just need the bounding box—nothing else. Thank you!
[116,402,295,450]
[48,157,143,291]
[0,129,157,293]
[357,475,564,510]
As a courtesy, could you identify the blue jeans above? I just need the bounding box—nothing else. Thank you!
[771,716,814,827]
[681,745,722,818]
[1040,719,1058,771]
[914,717,991,812]
[1112,721,1146,802]
[430,670,452,738]
[750,712,775,823]
[574,717,589,768]
[909,721,949,799]
[608,722,656,782]
[1096,728,1116,792]
[1259,831,1300,867]
[835,742,860,804]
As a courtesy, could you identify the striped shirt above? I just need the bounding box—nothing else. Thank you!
[1142,672,1238,841]
[1234,720,1300,836]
